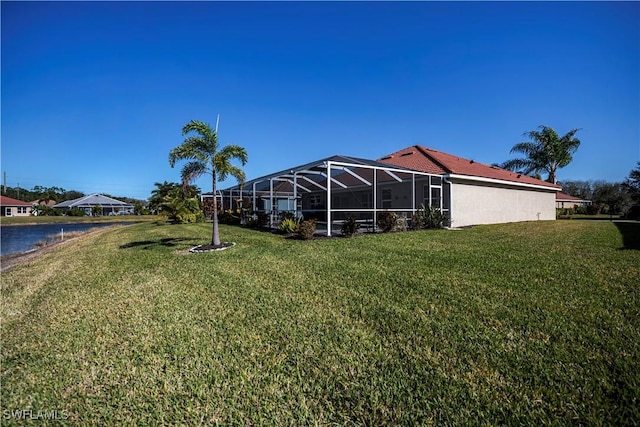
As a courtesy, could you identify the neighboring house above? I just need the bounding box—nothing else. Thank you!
[53,194,134,216]
[0,195,33,217]
[30,199,57,216]
[555,192,590,209]
[215,145,561,235]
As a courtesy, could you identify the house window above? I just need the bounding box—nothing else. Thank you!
[381,188,392,209]
[431,187,441,209]
[360,192,372,208]
[5,207,12,216]
[423,184,430,206]
[17,207,28,214]
[310,194,322,210]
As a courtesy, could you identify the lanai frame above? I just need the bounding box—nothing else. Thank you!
[214,155,450,236]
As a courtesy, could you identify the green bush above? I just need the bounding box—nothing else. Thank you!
[587,204,601,215]
[218,209,241,225]
[255,212,270,228]
[556,208,574,219]
[341,216,360,237]
[411,204,448,229]
[297,219,317,240]
[279,217,300,234]
[177,211,205,224]
[575,205,588,215]
[377,211,398,233]
[66,208,86,217]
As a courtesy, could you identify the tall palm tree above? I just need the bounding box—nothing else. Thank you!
[501,125,581,184]
[169,119,248,247]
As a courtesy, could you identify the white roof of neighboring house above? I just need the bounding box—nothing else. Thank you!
[53,194,133,209]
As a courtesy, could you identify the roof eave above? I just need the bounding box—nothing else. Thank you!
[446,173,561,191]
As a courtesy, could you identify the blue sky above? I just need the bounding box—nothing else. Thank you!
[2,1,638,200]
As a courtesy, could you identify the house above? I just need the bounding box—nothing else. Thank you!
[0,195,33,217]
[379,146,561,228]
[555,192,590,209]
[53,194,134,216]
[214,145,561,235]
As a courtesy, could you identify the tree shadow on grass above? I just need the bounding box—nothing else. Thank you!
[615,222,640,250]
[119,238,197,250]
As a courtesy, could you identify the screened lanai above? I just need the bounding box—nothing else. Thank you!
[208,155,451,236]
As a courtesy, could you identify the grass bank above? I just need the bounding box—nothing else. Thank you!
[1,221,638,425]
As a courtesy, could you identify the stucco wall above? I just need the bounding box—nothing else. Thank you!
[449,180,556,228]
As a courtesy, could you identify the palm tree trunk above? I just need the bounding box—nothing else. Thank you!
[212,172,221,246]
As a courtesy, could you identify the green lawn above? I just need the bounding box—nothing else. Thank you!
[1,221,638,425]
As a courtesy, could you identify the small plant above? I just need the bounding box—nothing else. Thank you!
[411,204,448,229]
[279,217,300,234]
[341,216,360,237]
[247,211,269,228]
[297,219,317,240]
[218,209,241,225]
[66,208,86,217]
[556,208,574,219]
[377,211,398,233]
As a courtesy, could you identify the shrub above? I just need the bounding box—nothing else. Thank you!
[575,205,588,215]
[556,208,574,219]
[218,209,241,225]
[66,208,86,217]
[341,216,360,237]
[177,211,205,224]
[297,219,317,240]
[377,211,398,233]
[279,217,300,234]
[255,212,270,228]
[411,204,448,230]
[587,204,601,215]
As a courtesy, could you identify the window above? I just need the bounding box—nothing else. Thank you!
[423,184,430,206]
[431,187,441,209]
[5,207,12,216]
[360,192,372,208]
[381,188,392,209]
[310,194,322,210]
[18,207,28,214]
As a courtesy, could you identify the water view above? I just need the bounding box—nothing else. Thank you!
[1,223,129,257]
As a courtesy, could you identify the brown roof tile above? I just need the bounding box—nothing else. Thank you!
[0,195,33,206]
[379,145,561,189]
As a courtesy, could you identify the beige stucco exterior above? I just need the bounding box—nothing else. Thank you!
[448,177,557,228]
[2,205,32,217]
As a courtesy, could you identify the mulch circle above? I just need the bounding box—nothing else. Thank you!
[189,242,236,253]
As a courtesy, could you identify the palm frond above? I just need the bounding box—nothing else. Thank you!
[180,161,209,185]
[218,145,248,166]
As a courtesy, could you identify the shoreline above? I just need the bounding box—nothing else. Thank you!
[0,224,129,272]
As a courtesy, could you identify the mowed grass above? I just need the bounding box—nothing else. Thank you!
[1,221,638,425]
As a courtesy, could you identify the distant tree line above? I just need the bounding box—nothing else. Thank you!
[2,185,149,216]
[2,185,85,204]
[559,162,640,216]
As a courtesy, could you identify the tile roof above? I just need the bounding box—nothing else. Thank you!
[0,195,33,206]
[378,145,561,189]
[556,192,585,201]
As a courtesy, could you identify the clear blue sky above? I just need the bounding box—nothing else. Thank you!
[2,1,638,200]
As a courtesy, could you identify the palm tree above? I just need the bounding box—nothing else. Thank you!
[501,125,581,184]
[169,119,248,247]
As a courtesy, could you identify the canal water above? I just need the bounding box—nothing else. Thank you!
[1,223,130,257]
